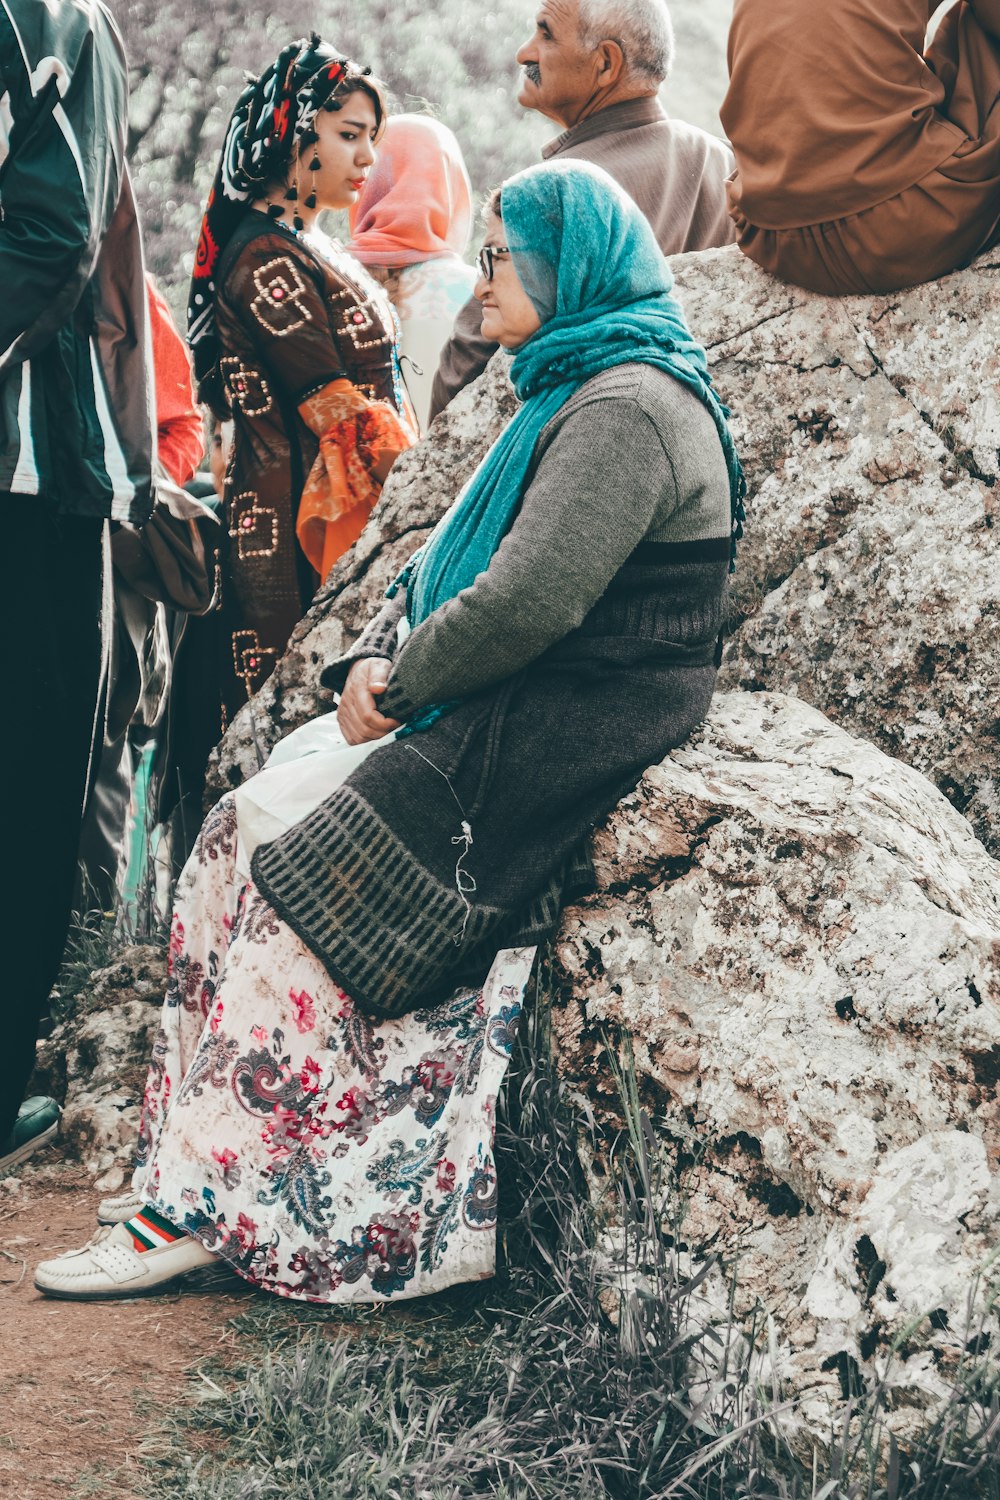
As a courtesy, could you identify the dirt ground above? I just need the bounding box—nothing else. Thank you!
[0,1156,256,1500]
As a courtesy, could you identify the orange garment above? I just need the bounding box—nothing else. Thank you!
[346,114,472,267]
[296,378,416,581]
[147,276,204,486]
[723,0,1000,293]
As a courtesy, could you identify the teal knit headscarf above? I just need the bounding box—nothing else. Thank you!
[394,160,745,725]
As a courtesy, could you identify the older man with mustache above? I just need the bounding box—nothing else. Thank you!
[428,0,735,421]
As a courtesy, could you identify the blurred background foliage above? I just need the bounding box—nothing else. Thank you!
[117,0,731,318]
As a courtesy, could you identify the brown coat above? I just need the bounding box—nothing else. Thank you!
[723,0,966,230]
[543,97,735,256]
[722,0,1000,293]
[214,213,407,724]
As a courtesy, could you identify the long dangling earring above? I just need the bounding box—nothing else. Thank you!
[301,126,320,213]
[305,155,319,213]
[278,152,301,231]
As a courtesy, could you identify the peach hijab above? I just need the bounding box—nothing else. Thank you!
[347,114,473,266]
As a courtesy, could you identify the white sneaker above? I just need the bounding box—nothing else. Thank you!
[34,1221,223,1300]
[96,1188,144,1225]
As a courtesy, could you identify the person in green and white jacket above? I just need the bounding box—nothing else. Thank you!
[0,0,155,1173]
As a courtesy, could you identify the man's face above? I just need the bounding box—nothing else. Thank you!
[515,0,600,128]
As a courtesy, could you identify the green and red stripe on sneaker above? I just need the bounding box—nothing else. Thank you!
[125,1205,187,1252]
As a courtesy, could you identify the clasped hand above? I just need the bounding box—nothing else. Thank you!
[337,657,401,745]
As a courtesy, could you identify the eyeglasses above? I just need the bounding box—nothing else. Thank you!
[476,245,510,281]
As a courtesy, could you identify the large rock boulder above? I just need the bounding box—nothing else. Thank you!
[553,690,1000,1437]
[698,252,1000,857]
[211,247,1000,859]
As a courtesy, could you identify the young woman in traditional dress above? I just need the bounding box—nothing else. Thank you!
[36,161,744,1305]
[188,35,416,729]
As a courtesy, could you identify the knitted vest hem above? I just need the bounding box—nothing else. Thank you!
[251,784,503,1019]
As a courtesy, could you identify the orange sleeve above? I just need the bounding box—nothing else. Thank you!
[147,276,205,488]
[295,378,416,580]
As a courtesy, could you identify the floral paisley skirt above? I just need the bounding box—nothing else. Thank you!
[132,790,535,1304]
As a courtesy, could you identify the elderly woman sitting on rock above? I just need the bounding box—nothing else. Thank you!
[35,161,744,1304]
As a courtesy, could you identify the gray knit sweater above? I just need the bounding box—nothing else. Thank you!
[254,363,733,1018]
[335,362,732,717]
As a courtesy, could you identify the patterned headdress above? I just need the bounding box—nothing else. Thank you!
[188,35,360,401]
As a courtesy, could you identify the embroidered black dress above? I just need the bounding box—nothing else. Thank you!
[213,211,407,727]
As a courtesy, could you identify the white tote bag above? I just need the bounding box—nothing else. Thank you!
[234,713,396,880]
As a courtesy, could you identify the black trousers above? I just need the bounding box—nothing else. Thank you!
[0,500,106,1140]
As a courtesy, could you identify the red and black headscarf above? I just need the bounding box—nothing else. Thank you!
[187,35,359,404]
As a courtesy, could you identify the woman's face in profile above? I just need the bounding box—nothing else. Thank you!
[474,213,542,349]
[309,89,379,213]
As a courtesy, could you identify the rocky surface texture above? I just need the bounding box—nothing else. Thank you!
[32,946,165,1187]
[552,690,1000,1438]
[697,250,1000,858]
[211,246,1000,860]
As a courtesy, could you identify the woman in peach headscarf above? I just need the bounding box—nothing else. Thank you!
[348,114,476,430]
